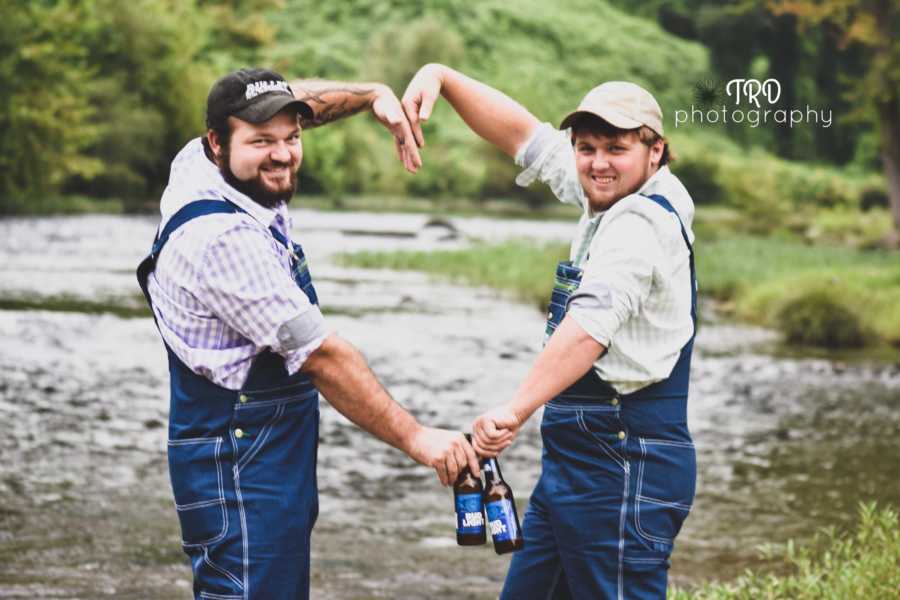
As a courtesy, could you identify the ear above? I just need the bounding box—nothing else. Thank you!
[207,130,223,163]
[648,139,664,169]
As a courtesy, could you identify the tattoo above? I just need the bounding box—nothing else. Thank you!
[292,83,375,129]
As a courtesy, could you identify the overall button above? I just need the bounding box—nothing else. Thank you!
[238,394,248,404]
[610,398,619,406]
[234,428,244,439]
[617,431,626,440]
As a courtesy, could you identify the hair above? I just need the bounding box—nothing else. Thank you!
[568,113,675,166]
[202,120,231,163]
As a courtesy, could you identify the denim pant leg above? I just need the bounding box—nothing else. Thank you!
[500,480,571,600]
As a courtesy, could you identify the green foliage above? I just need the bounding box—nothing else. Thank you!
[269,0,710,200]
[671,503,900,599]
[0,0,275,213]
[696,233,900,345]
[775,288,868,348]
[0,2,102,201]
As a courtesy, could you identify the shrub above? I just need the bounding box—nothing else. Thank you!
[775,288,868,348]
[672,503,900,599]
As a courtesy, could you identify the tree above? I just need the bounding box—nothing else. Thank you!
[770,0,900,240]
[0,1,102,209]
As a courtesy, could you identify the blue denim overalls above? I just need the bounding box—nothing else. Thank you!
[501,194,697,600]
[137,200,321,600]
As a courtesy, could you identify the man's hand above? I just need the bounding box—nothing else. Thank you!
[407,426,481,486]
[471,405,520,457]
[401,63,445,149]
[370,84,423,174]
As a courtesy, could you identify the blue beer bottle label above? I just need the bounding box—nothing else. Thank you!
[455,493,485,534]
[486,498,518,542]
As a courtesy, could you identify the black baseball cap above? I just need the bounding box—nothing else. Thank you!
[206,68,314,130]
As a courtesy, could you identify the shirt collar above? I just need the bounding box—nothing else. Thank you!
[637,165,670,196]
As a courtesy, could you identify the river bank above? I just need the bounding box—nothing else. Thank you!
[339,233,900,353]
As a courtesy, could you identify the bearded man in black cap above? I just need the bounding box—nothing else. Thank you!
[137,69,480,599]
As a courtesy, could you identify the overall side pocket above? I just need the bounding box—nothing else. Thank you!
[634,437,696,546]
[167,436,228,547]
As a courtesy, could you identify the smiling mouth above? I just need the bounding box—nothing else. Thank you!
[591,175,616,185]
[262,166,290,176]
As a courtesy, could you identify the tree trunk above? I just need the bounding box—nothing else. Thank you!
[879,98,900,235]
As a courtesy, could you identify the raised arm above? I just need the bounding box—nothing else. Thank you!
[289,78,422,173]
[402,64,540,158]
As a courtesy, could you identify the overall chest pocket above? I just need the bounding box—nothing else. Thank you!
[634,437,696,546]
[167,437,227,547]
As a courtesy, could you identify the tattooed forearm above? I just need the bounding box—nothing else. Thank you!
[289,80,378,129]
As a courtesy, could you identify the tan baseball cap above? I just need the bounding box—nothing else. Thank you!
[560,81,664,137]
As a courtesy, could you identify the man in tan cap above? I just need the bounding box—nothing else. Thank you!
[402,65,697,599]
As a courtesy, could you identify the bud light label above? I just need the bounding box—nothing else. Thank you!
[455,493,484,535]
[486,499,518,542]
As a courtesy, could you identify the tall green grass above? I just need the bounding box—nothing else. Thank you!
[336,240,568,309]
[672,503,900,600]
[338,233,900,347]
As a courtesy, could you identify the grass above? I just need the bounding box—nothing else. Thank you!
[336,239,569,310]
[338,231,900,348]
[0,294,151,318]
[671,503,900,600]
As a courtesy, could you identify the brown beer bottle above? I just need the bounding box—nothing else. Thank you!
[482,455,524,554]
[453,436,485,546]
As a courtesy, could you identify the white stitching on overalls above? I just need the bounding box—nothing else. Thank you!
[200,592,243,600]
[201,545,244,591]
[575,409,627,469]
[229,431,250,600]
[236,403,285,473]
[634,437,690,545]
[618,457,630,600]
[173,437,229,548]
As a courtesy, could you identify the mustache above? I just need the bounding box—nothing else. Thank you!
[262,159,293,169]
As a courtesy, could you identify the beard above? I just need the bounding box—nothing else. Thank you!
[218,142,298,209]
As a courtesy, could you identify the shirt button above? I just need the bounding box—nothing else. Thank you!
[547,312,553,319]
[617,431,626,440]
[238,394,248,403]
[610,398,619,406]
[234,428,244,439]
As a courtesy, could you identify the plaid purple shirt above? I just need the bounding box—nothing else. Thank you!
[146,138,327,390]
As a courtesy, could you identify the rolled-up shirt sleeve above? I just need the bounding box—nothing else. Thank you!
[567,211,660,347]
[514,122,585,208]
[197,222,327,373]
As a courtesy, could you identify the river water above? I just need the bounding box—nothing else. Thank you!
[0,211,898,599]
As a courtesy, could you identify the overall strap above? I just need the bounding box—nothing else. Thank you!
[151,200,243,259]
[641,193,697,328]
[137,200,243,303]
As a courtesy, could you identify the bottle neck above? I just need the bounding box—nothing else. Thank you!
[482,456,502,483]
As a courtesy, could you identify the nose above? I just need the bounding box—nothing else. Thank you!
[270,141,292,163]
[591,151,610,171]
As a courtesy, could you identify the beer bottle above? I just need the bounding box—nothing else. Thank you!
[482,455,524,554]
[453,436,485,546]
